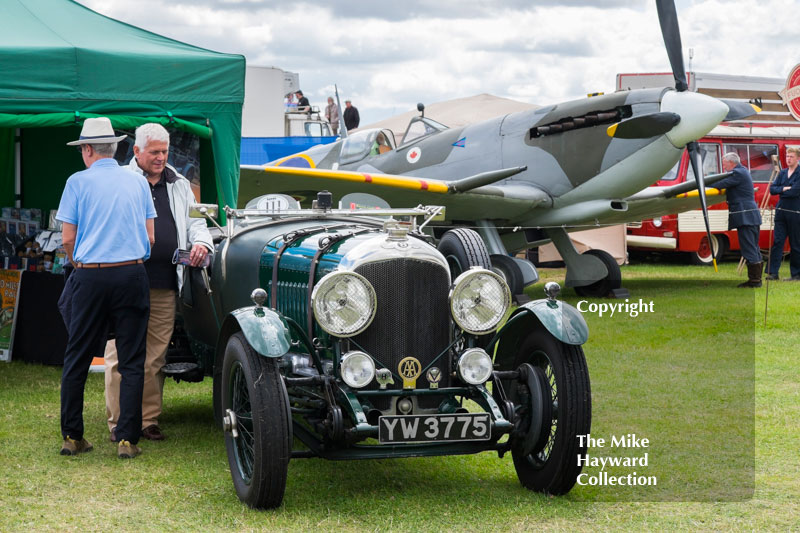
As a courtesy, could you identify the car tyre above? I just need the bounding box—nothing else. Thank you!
[507,322,591,495]
[689,234,727,266]
[222,332,290,509]
[573,249,621,298]
[490,254,524,296]
[437,228,491,279]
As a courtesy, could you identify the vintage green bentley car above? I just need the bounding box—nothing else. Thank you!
[174,194,591,509]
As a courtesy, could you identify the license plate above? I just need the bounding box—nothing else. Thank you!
[378,413,491,443]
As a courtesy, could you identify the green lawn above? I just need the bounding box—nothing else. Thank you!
[0,260,797,531]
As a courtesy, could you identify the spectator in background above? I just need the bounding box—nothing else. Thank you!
[344,100,360,131]
[715,152,763,287]
[295,90,310,113]
[104,123,213,443]
[325,97,340,136]
[766,146,800,280]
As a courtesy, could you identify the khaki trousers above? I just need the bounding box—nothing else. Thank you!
[105,288,176,431]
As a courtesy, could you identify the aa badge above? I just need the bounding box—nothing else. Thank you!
[398,357,422,389]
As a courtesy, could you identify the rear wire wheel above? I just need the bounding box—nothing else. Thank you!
[507,322,591,495]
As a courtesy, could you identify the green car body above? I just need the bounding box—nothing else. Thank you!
[176,200,591,509]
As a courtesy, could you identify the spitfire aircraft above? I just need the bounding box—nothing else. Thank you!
[239,0,758,297]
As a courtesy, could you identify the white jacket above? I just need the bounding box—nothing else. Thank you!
[128,158,213,291]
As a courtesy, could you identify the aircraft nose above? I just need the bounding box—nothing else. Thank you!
[660,90,728,148]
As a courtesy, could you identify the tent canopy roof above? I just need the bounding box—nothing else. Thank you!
[0,0,243,103]
[0,0,245,211]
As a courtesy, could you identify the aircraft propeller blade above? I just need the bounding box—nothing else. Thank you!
[655,0,688,92]
[335,84,347,139]
[686,141,718,271]
[720,99,762,121]
[606,112,680,139]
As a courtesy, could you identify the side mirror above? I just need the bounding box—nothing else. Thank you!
[189,203,219,219]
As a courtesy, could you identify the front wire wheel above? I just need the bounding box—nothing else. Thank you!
[508,322,591,495]
[222,332,290,509]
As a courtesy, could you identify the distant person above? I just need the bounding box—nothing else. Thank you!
[325,97,340,136]
[715,152,763,287]
[284,92,297,111]
[56,117,155,459]
[104,123,213,443]
[370,131,391,155]
[344,100,360,131]
[295,90,310,113]
[766,146,800,280]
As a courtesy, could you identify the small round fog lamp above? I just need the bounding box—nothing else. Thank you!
[339,351,375,389]
[457,348,493,385]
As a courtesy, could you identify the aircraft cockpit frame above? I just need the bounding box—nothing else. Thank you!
[339,128,396,165]
[400,116,448,146]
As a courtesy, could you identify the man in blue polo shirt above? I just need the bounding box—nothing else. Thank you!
[56,117,156,459]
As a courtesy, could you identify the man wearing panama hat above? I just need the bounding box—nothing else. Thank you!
[56,117,156,459]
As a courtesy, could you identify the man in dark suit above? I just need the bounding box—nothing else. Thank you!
[343,100,360,131]
[715,152,763,287]
[766,146,800,280]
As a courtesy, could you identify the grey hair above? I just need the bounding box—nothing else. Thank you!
[92,142,117,157]
[723,152,741,165]
[134,123,170,150]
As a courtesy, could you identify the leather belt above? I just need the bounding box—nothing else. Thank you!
[75,259,143,269]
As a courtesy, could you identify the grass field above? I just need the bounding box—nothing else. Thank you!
[0,260,797,531]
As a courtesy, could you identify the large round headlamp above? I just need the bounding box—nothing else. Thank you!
[312,271,377,337]
[450,268,511,334]
[457,348,493,385]
[339,351,376,388]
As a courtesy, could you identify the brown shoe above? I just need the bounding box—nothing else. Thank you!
[118,440,141,459]
[60,436,93,456]
[109,428,117,443]
[141,425,165,441]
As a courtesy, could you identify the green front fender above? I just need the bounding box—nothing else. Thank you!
[491,299,588,372]
[513,299,589,346]
[226,306,292,357]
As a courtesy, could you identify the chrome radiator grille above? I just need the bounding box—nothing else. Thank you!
[353,258,451,408]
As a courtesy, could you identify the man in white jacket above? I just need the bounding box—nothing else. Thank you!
[105,123,213,442]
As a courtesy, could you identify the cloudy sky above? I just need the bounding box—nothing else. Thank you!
[78,0,797,126]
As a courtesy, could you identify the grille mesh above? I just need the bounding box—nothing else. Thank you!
[354,258,451,409]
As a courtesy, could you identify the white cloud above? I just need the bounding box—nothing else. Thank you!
[77,0,796,126]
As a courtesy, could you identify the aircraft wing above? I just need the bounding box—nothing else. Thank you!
[239,164,729,230]
[239,164,551,221]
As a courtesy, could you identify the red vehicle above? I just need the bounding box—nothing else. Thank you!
[627,125,798,264]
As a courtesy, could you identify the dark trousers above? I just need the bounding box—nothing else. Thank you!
[737,225,762,264]
[58,264,149,444]
[767,209,800,277]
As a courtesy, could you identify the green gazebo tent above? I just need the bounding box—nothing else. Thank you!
[0,0,245,216]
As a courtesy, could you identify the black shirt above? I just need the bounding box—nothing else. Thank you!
[344,106,360,130]
[146,173,179,290]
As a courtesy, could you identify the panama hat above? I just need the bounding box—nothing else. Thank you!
[66,117,127,146]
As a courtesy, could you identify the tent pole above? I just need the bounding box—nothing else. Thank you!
[14,128,21,208]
